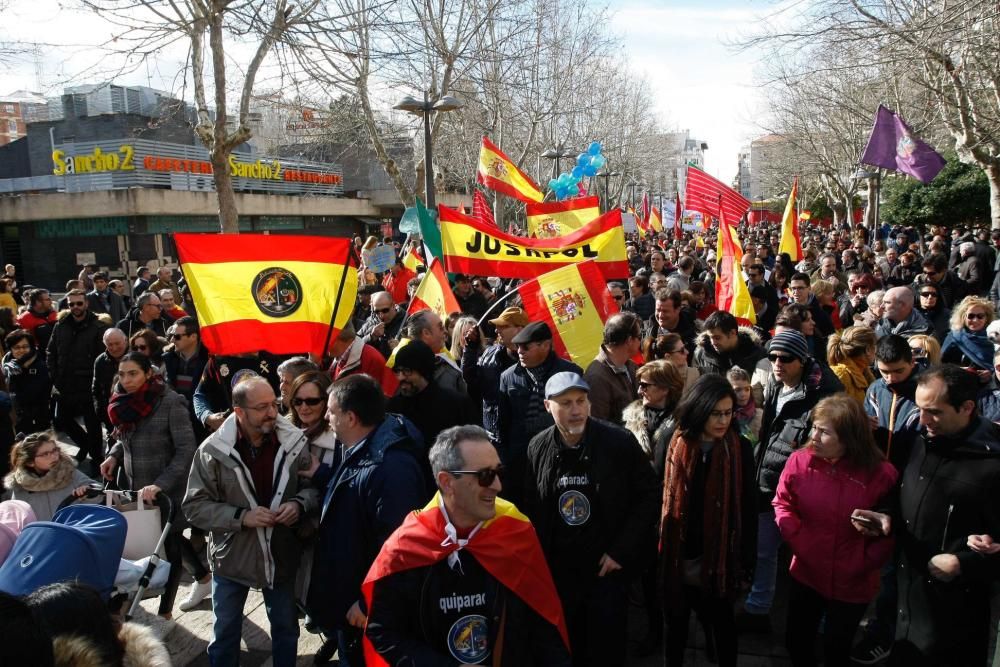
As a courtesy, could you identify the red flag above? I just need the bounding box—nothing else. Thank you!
[685,166,751,224]
[473,189,496,228]
[641,192,651,225]
[674,197,683,241]
[362,495,570,666]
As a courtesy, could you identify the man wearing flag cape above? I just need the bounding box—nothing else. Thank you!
[363,425,571,666]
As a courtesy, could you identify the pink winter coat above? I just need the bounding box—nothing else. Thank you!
[773,448,898,603]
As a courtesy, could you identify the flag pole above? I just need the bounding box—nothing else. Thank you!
[321,244,360,363]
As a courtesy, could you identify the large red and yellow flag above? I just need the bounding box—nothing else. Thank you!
[779,176,803,261]
[175,234,358,356]
[476,136,544,203]
[407,258,460,320]
[525,196,600,238]
[518,260,619,367]
[439,205,628,279]
[715,212,756,326]
[361,493,570,667]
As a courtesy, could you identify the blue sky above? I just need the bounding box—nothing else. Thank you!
[610,0,774,182]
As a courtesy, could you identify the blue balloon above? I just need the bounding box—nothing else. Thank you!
[582,163,597,177]
[548,178,559,191]
[591,155,606,170]
[577,153,591,166]
[571,165,584,179]
[588,141,602,156]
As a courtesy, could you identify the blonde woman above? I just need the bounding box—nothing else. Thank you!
[827,326,877,404]
[941,296,996,383]
[449,315,479,360]
[811,279,842,330]
[908,334,941,366]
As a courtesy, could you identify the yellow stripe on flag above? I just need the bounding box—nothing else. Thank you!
[477,137,544,203]
[536,264,606,368]
[526,200,600,238]
[408,258,460,322]
[440,218,627,267]
[184,260,358,328]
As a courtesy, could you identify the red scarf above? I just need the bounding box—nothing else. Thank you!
[660,430,745,598]
[108,377,164,437]
[361,493,570,665]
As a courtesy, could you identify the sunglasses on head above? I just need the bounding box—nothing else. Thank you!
[447,465,504,487]
[292,396,325,407]
[768,353,797,364]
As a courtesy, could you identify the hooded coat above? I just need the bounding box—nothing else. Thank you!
[51,621,172,667]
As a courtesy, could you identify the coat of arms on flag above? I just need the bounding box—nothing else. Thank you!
[547,288,587,324]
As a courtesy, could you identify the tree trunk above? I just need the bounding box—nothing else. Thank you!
[986,161,1000,231]
[211,152,240,234]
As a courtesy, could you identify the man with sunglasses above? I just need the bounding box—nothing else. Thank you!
[359,291,406,360]
[917,253,968,309]
[116,290,170,338]
[522,372,658,666]
[742,330,843,632]
[914,284,951,343]
[46,287,109,466]
[364,425,572,666]
[162,316,209,430]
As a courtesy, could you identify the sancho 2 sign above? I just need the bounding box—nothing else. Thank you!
[51,139,344,196]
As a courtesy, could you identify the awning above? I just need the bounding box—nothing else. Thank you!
[359,217,384,226]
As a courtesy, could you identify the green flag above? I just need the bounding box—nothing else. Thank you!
[416,198,443,262]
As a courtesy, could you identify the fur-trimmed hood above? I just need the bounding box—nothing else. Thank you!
[694,325,763,351]
[55,309,113,327]
[52,621,172,667]
[4,453,78,493]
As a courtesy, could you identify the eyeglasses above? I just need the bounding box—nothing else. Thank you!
[910,347,927,358]
[168,333,191,341]
[374,307,392,314]
[68,301,85,307]
[669,347,686,355]
[33,448,60,460]
[292,396,325,407]
[923,270,939,277]
[447,465,505,487]
[710,409,734,420]
[967,312,987,321]
[638,381,661,390]
[919,292,938,298]
[768,353,797,364]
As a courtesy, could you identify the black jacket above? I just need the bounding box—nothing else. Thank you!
[46,311,109,396]
[358,310,406,360]
[456,290,488,319]
[893,417,1000,664]
[116,310,170,339]
[643,309,698,355]
[92,351,122,427]
[692,329,766,379]
[86,289,127,324]
[387,381,480,455]
[755,358,843,504]
[366,552,571,667]
[523,418,660,573]
[462,342,516,441]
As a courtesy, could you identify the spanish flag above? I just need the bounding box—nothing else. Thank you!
[715,212,757,326]
[406,258,460,320]
[362,493,570,666]
[649,207,664,233]
[440,205,628,280]
[526,196,600,239]
[779,176,803,261]
[517,260,619,367]
[402,246,425,273]
[174,234,357,356]
[476,136,544,203]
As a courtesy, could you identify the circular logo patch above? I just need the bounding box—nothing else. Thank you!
[252,267,302,318]
[558,489,591,526]
[447,614,490,664]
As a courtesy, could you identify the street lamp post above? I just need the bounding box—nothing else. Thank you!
[393,91,464,210]
[541,143,577,180]
[598,170,620,213]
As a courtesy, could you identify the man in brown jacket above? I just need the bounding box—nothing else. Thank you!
[583,312,641,425]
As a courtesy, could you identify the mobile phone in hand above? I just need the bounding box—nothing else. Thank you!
[852,514,881,533]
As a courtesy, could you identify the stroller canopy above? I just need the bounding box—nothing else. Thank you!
[0,504,126,599]
[0,500,36,566]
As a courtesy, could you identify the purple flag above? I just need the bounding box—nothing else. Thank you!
[860,105,946,184]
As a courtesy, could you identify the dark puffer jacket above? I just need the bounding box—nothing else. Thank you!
[755,358,843,504]
[461,342,516,441]
[46,310,110,398]
[893,417,1000,664]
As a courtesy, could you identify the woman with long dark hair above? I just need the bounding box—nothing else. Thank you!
[660,374,757,666]
[2,328,51,435]
[773,395,897,666]
[98,351,197,619]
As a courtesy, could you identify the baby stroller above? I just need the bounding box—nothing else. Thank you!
[0,486,175,620]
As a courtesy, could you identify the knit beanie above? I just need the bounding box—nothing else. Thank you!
[766,330,809,362]
[392,339,436,380]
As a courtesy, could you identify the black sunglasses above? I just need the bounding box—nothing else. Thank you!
[447,465,505,487]
[967,312,986,320]
[292,396,325,407]
[168,332,191,341]
[919,292,937,298]
[768,353,797,364]
[68,301,85,307]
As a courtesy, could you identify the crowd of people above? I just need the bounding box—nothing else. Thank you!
[0,220,999,667]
